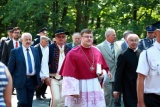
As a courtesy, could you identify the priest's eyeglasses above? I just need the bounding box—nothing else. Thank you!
[82,36,93,39]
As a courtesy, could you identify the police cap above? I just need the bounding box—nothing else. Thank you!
[7,27,13,32]
[146,25,156,32]
[152,21,160,31]
[38,27,47,33]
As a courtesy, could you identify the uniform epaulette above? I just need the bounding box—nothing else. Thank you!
[144,44,154,50]
[34,38,38,41]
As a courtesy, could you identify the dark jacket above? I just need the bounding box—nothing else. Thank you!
[49,43,71,73]
[114,48,141,107]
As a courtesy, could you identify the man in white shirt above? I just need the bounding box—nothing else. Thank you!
[1,27,21,66]
[137,21,160,107]
[8,33,41,107]
[35,36,50,100]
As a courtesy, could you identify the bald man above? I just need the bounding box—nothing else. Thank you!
[113,34,141,107]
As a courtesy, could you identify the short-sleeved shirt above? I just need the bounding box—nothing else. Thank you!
[136,41,160,95]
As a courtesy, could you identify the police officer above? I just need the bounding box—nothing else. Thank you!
[0,27,13,60]
[137,21,160,107]
[32,27,51,46]
[138,25,156,51]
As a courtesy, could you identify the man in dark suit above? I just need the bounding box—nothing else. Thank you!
[113,34,140,107]
[32,27,51,46]
[0,27,13,60]
[34,36,50,100]
[121,30,133,51]
[8,33,41,107]
[67,32,81,48]
[1,27,21,66]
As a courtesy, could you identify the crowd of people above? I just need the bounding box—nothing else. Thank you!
[0,21,160,107]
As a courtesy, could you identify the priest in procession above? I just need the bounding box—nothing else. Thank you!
[60,28,112,107]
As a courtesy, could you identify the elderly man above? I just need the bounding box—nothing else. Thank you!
[49,28,71,107]
[121,30,133,51]
[113,34,140,107]
[34,36,50,100]
[67,32,81,48]
[97,28,122,107]
[137,22,160,107]
[8,33,41,107]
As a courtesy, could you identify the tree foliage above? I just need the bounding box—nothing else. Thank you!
[0,0,159,43]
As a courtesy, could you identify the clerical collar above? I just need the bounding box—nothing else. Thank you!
[128,47,138,52]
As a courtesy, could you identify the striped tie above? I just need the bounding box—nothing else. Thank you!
[110,43,115,57]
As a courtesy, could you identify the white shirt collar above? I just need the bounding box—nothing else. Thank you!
[105,40,112,46]
[12,39,19,47]
[57,44,64,50]
[40,44,48,49]
[22,45,31,51]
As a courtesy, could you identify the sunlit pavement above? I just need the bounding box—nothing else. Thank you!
[12,87,124,107]
[11,87,51,107]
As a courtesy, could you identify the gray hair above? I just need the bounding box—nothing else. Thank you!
[40,36,49,41]
[72,32,80,37]
[21,33,32,39]
[127,34,139,41]
[105,28,115,38]
[123,30,133,38]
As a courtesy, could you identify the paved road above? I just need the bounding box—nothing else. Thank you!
[12,87,51,107]
[12,87,124,107]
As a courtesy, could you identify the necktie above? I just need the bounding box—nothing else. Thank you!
[26,49,32,74]
[16,41,18,48]
[110,43,115,57]
[151,39,153,44]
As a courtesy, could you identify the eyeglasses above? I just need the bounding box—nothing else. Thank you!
[82,36,93,39]
[13,32,20,34]
[56,36,66,38]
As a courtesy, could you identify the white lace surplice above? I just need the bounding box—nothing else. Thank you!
[62,77,106,107]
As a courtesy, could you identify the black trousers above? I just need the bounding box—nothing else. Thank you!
[36,83,47,97]
[144,93,160,107]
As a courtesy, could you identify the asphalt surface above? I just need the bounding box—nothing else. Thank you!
[11,87,51,107]
[12,87,124,107]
